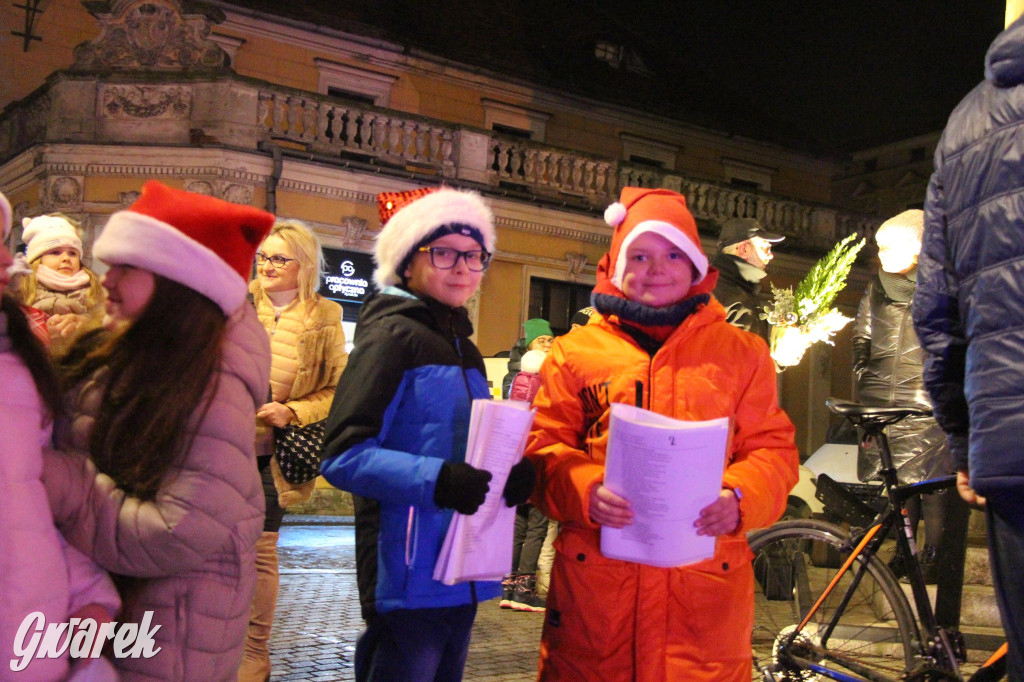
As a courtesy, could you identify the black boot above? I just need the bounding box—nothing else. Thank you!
[887,545,910,580]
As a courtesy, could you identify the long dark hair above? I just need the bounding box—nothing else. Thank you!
[60,276,228,500]
[1,293,61,421]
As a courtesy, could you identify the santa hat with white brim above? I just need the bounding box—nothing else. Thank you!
[373,187,495,290]
[604,187,708,289]
[94,181,275,315]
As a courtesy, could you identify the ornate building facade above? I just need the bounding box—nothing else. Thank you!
[1,0,886,456]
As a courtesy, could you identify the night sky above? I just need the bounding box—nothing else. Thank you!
[222,0,1008,154]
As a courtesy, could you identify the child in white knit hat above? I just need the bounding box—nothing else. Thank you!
[9,213,106,356]
[320,187,535,682]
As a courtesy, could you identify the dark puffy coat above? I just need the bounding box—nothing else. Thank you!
[913,15,1024,498]
[853,274,950,482]
[710,251,770,342]
[319,287,500,618]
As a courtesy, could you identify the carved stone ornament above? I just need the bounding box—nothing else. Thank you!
[101,84,192,119]
[48,177,83,208]
[119,191,141,207]
[185,180,214,196]
[222,184,253,205]
[341,216,367,247]
[72,0,227,72]
[565,251,587,279]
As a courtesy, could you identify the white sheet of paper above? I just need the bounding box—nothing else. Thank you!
[434,399,536,585]
[601,403,730,568]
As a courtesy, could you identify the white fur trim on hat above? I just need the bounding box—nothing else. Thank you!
[0,191,10,240]
[610,221,709,289]
[373,188,495,289]
[22,215,83,263]
[95,210,247,315]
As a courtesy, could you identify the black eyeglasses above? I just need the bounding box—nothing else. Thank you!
[417,246,491,271]
[255,252,297,268]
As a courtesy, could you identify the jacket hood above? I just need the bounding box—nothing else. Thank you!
[986,14,1024,86]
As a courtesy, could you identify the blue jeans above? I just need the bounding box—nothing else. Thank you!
[987,493,1024,681]
[355,603,477,682]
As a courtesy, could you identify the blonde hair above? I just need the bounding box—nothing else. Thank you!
[264,220,326,302]
[14,261,105,308]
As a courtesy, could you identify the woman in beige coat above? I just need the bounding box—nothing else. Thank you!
[42,181,274,681]
[239,219,347,681]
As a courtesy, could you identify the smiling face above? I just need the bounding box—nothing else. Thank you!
[38,246,82,276]
[102,264,156,329]
[257,234,301,293]
[619,231,695,308]
[403,233,485,308]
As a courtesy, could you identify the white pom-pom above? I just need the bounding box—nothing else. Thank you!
[604,202,627,227]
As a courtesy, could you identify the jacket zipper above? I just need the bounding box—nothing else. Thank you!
[452,316,480,602]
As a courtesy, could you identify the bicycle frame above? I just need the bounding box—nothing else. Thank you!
[776,419,962,677]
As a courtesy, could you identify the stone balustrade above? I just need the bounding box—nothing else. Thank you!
[0,74,879,250]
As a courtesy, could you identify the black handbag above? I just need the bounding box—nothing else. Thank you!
[273,420,326,484]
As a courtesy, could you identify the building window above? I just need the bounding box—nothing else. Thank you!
[595,40,623,67]
[492,122,533,140]
[620,134,677,170]
[721,157,776,192]
[482,99,551,142]
[314,59,398,107]
[326,87,377,107]
[528,277,593,336]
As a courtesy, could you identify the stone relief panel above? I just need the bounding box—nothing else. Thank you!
[119,191,141,207]
[340,216,367,248]
[185,180,214,196]
[72,0,227,72]
[222,183,253,205]
[46,177,83,210]
[100,85,192,120]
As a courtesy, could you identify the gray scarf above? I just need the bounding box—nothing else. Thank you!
[878,267,917,303]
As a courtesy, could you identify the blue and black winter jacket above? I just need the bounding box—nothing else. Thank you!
[320,287,500,618]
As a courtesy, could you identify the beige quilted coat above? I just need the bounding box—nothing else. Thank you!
[43,305,271,681]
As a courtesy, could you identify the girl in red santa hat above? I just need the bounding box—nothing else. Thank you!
[525,187,798,681]
[43,180,275,681]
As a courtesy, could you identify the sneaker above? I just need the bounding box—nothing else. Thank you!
[499,573,517,609]
[509,574,546,612]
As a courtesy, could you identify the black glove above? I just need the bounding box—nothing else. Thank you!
[502,458,536,507]
[434,462,492,515]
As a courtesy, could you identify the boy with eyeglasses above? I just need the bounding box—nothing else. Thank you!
[320,187,535,682]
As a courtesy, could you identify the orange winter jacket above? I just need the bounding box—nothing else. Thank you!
[526,298,798,681]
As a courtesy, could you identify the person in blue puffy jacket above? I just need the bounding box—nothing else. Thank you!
[913,14,1024,678]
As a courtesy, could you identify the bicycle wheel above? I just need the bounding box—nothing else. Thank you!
[750,519,919,681]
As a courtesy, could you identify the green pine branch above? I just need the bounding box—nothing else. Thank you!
[793,233,865,322]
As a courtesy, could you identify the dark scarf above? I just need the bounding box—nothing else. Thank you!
[592,291,710,356]
[878,267,917,303]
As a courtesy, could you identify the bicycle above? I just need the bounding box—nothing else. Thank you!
[751,397,1008,681]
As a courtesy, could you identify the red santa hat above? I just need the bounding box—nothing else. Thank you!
[603,187,708,289]
[94,181,275,314]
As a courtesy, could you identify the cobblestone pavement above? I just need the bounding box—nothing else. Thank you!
[270,518,544,681]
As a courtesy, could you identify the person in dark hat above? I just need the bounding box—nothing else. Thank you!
[710,217,784,341]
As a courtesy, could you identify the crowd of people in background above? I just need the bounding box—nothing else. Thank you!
[4,20,1024,671]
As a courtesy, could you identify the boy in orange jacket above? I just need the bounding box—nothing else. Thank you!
[525,187,798,681]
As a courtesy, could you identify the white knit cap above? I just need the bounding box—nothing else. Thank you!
[875,209,924,246]
[0,191,10,240]
[22,214,83,263]
[373,188,495,290]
